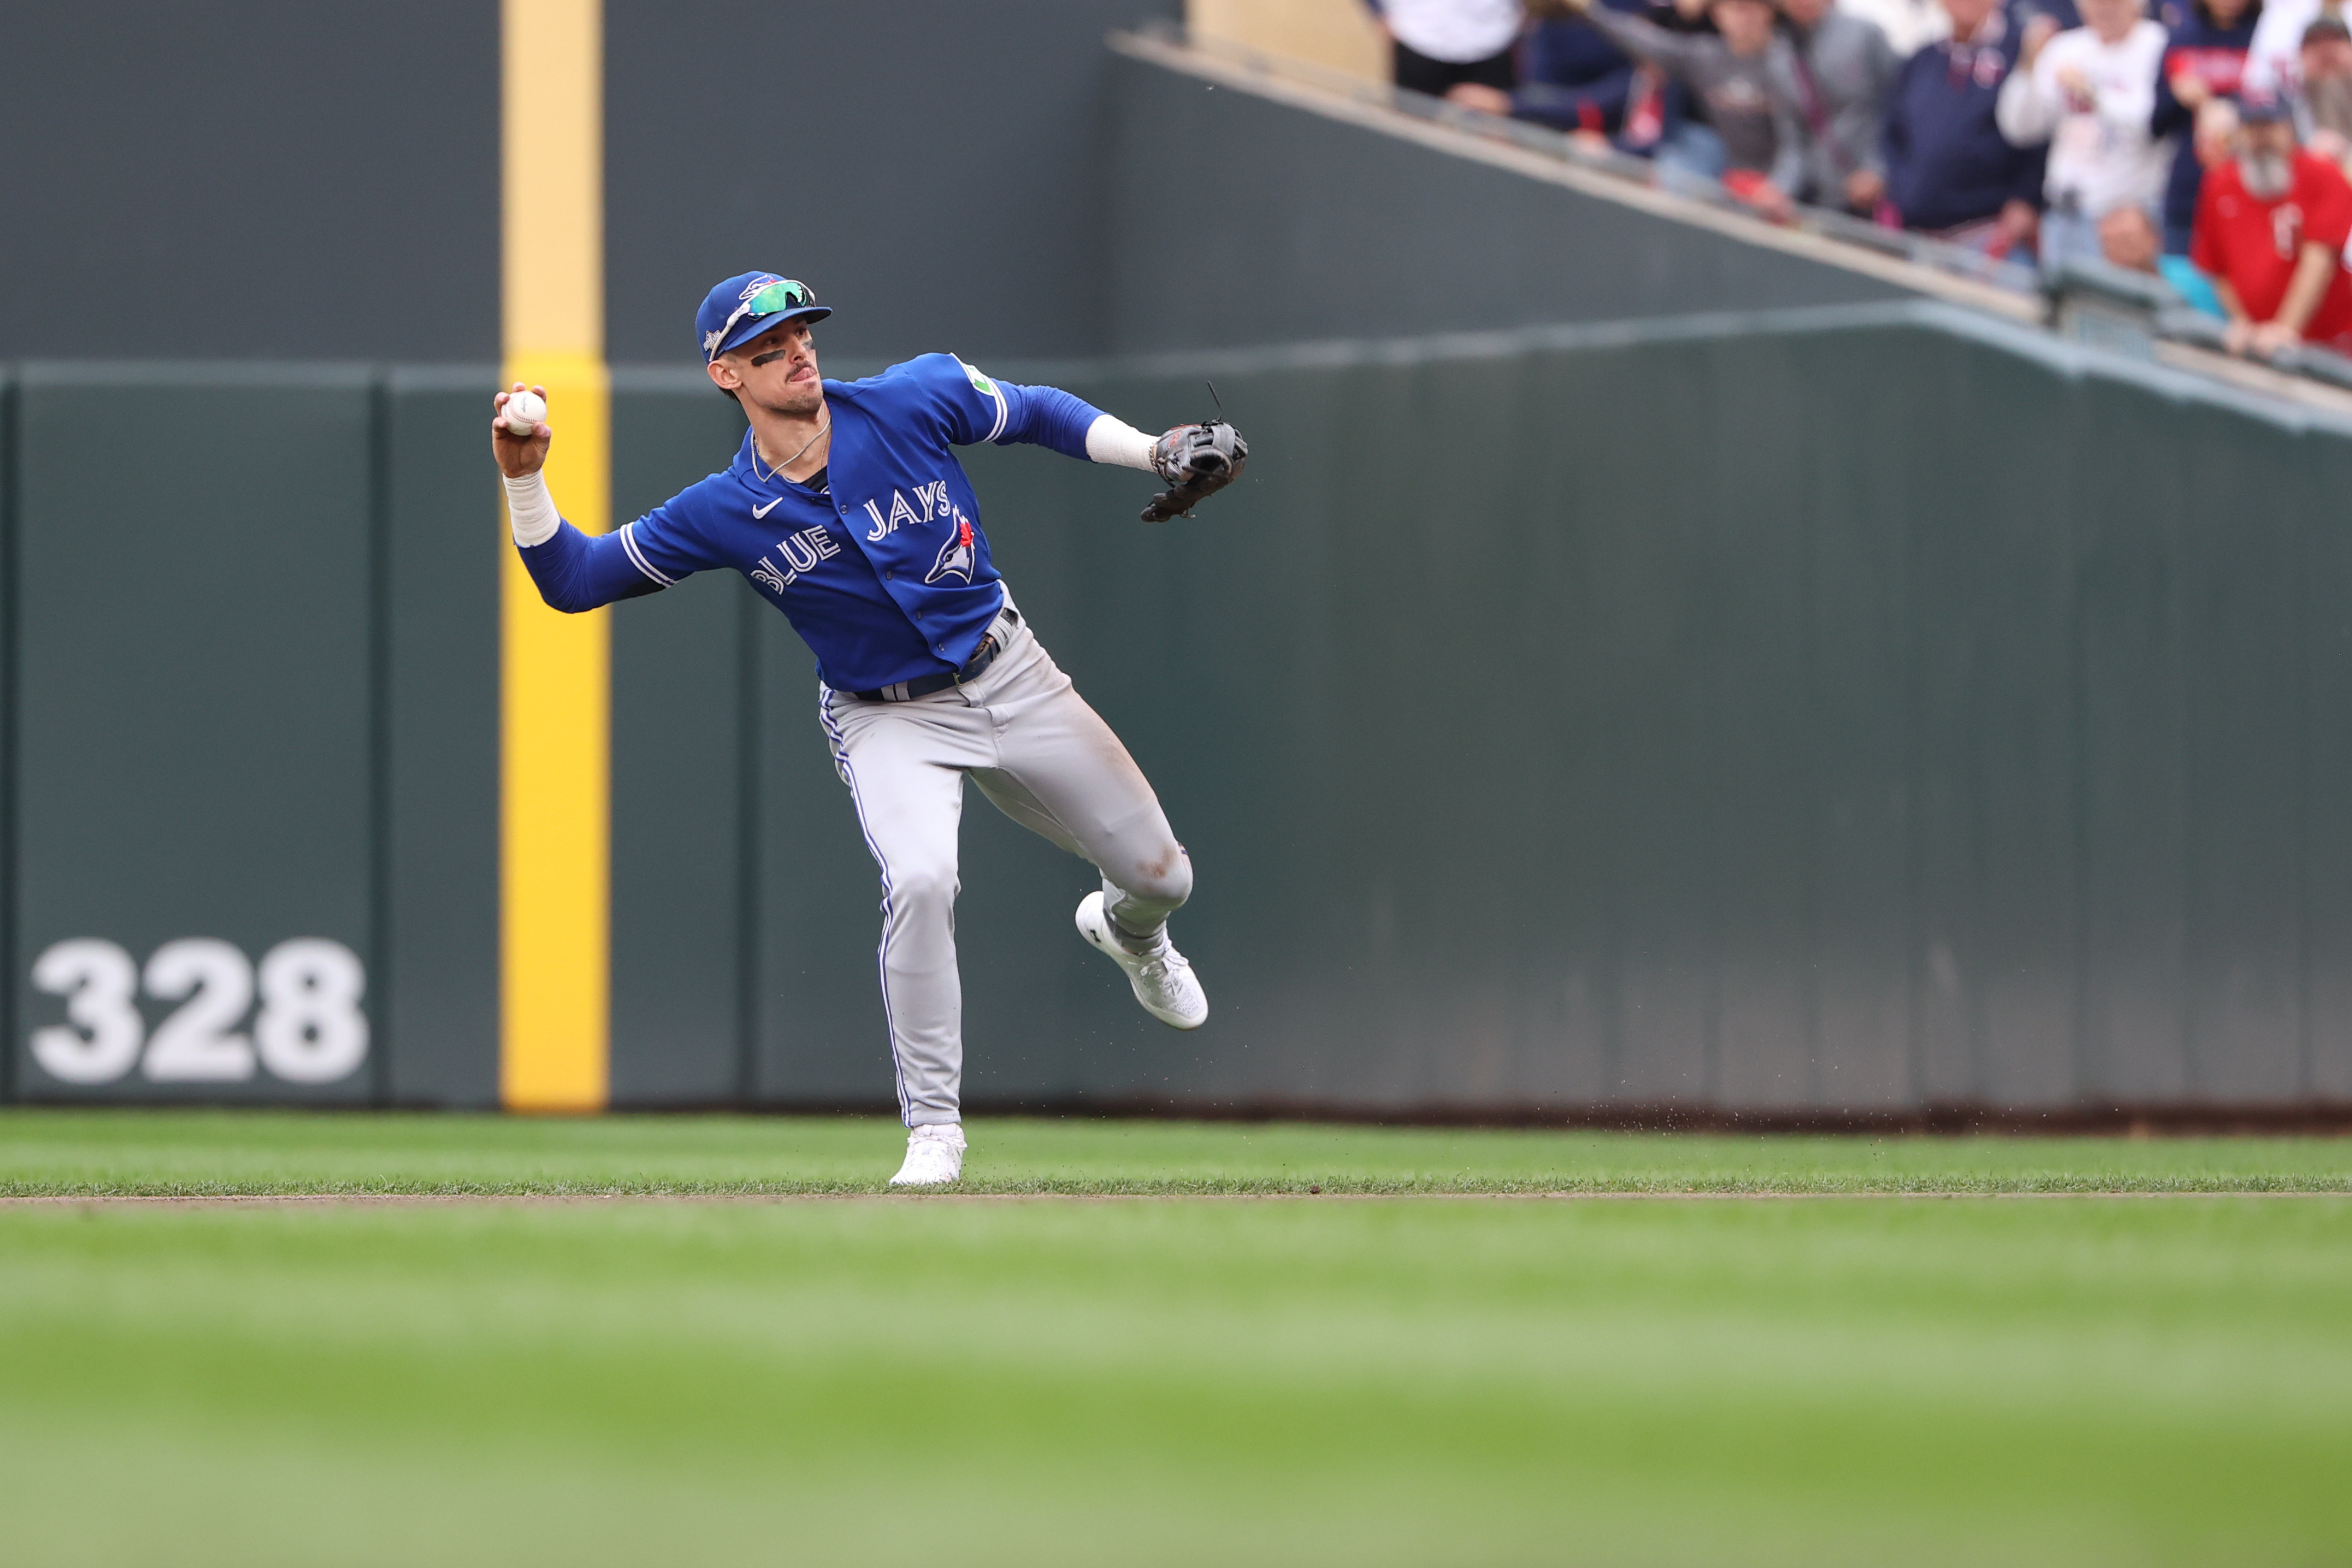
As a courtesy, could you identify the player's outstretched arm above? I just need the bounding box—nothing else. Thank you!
[491,384,673,613]
[941,360,1248,522]
[1085,413,1249,523]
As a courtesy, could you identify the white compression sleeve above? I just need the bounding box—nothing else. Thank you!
[1085,413,1159,472]
[504,471,561,548]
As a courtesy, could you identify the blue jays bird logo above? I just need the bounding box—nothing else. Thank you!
[926,513,976,584]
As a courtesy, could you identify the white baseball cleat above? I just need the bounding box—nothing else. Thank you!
[1075,890,1208,1029]
[890,1123,967,1187]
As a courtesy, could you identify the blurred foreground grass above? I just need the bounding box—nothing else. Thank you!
[2,1107,2350,1193]
[1,1176,2347,1566]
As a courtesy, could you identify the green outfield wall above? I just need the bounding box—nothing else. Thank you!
[7,301,2352,1113]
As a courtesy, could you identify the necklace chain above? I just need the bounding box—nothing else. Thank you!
[757,412,831,483]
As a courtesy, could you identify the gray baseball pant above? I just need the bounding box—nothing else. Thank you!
[817,607,1192,1126]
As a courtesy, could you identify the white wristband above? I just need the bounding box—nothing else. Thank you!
[1085,413,1160,472]
[504,471,562,548]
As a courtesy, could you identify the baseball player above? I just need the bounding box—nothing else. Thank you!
[490,272,1248,1186]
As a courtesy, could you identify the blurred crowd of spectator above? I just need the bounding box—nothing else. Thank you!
[1365,0,2352,356]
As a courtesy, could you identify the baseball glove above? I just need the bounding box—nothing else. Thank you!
[1142,421,1248,522]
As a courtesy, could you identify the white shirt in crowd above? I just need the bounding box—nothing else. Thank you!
[1380,0,1525,63]
[1839,0,1954,58]
[2243,0,2320,97]
[1995,19,2174,215]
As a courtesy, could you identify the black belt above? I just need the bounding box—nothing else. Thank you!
[848,607,1020,702]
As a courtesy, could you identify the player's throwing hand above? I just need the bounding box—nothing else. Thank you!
[491,383,552,479]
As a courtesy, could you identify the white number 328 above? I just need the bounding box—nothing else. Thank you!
[29,937,368,1085]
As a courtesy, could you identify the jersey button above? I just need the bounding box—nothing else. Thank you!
[885,569,894,579]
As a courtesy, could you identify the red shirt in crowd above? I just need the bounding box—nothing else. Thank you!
[2192,150,2352,350]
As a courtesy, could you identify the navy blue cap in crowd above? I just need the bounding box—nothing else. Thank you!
[2237,93,2295,126]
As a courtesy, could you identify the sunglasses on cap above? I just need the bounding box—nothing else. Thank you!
[708,278,816,360]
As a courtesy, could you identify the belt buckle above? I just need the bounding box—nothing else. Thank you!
[958,634,999,685]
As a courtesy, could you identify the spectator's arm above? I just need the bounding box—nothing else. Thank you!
[1769,93,1810,197]
[2150,48,2194,138]
[1878,61,1913,194]
[2091,50,2158,140]
[1855,28,1902,176]
[1853,27,1910,175]
[2010,141,2052,207]
[1579,5,1706,78]
[1996,53,2056,146]
[2304,158,2352,252]
[2272,241,2341,336]
[1514,69,1639,131]
[2189,177,2225,276]
[2240,5,2298,96]
[2212,272,2265,355]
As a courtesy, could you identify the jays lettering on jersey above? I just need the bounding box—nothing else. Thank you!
[518,354,1104,692]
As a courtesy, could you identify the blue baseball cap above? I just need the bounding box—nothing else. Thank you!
[697,271,832,362]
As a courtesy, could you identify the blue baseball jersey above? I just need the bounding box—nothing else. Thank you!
[518,353,1107,693]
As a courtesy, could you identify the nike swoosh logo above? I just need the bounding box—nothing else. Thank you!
[752,497,785,519]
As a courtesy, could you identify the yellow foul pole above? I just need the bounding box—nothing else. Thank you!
[501,0,610,1111]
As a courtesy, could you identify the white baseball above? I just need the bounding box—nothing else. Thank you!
[502,389,546,436]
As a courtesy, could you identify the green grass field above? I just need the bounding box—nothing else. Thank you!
[2,1112,2348,1566]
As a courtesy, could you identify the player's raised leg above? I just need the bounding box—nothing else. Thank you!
[962,632,1206,1029]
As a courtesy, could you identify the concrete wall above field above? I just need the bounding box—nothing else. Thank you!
[601,0,1180,368]
[2,4,1921,368]
[0,0,501,362]
[1099,44,1910,356]
[0,1,1181,365]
